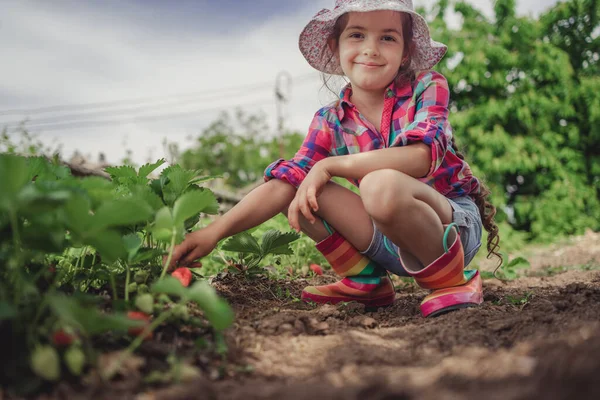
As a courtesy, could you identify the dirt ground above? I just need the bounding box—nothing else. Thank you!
[129,230,600,400]
[22,231,600,400]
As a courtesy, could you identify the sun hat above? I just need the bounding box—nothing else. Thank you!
[299,0,447,75]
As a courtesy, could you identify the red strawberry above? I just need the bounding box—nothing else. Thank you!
[52,329,75,347]
[127,311,152,340]
[171,267,192,287]
[309,264,323,276]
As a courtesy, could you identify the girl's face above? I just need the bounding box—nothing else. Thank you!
[336,11,405,94]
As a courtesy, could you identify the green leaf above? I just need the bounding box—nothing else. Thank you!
[64,193,93,235]
[0,154,29,207]
[138,159,166,179]
[186,282,234,331]
[86,230,127,263]
[105,165,137,180]
[131,248,164,264]
[48,294,143,335]
[173,190,219,225]
[123,233,143,261]
[267,245,295,256]
[151,276,187,298]
[260,230,300,255]
[188,174,221,186]
[152,207,175,242]
[506,256,531,269]
[92,198,153,231]
[129,185,165,211]
[221,231,262,255]
[0,301,17,322]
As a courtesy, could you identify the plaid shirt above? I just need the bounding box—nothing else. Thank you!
[264,71,480,199]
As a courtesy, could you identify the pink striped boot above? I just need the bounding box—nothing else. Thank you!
[401,224,483,317]
[301,231,395,308]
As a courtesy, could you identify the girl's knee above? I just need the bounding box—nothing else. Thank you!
[360,169,414,222]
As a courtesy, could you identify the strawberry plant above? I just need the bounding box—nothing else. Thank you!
[220,229,300,275]
[0,154,234,395]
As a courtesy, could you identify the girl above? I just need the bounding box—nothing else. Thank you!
[169,0,501,317]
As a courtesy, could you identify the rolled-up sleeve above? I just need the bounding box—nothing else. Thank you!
[264,111,333,188]
[390,72,452,176]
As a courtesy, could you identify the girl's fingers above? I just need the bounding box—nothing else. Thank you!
[307,186,319,212]
[181,247,204,266]
[288,199,300,232]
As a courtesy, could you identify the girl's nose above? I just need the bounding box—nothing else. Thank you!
[362,40,379,57]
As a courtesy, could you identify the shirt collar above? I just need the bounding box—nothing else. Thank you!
[337,78,414,118]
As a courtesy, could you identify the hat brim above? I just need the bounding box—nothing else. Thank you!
[299,5,447,75]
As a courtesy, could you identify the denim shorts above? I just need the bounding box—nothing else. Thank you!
[361,196,483,277]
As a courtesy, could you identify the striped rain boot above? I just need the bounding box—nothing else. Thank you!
[301,230,395,308]
[401,223,483,317]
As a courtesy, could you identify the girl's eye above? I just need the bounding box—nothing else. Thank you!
[348,32,363,39]
[382,35,396,42]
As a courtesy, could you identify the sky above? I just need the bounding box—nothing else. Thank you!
[1,0,561,165]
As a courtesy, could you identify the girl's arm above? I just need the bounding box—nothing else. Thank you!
[210,179,296,239]
[320,142,431,180]
[169,179,296,267]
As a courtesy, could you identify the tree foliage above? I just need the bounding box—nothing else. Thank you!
[179,0,599,242]
[430,0,600,241]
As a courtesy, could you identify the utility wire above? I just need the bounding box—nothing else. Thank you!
[1,89,281,128]
[5,97,275,132]
[0,72,317,117]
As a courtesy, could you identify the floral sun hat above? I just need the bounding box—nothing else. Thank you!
[299,0,447,75]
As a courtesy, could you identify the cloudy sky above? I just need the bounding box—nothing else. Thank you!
[1,0,560,165]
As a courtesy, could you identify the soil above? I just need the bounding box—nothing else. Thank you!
[14,232,600,400]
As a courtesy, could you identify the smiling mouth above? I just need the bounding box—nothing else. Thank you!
[357,63,383,68]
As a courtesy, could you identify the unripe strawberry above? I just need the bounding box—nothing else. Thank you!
[30,345,60,381]
[134,270,149,284]
[64,346,86,376]
[135,294,154,314]
[171,304,189,321]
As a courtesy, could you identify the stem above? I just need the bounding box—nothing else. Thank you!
[109,273,118,301]
[102,310,172,381]
[124,262,131,302]
[9,209,22,267]
[91,251,97,268]
[159,231,177,280]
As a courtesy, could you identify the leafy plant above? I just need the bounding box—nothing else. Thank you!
[220,229,300,274]
[0,154,234,394]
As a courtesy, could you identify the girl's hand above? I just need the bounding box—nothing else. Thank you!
[288,162,332,232]
[167,228,220,270]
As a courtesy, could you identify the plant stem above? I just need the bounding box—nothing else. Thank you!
[109,273,118,301]
[124,262,131,302]
[102,310,172,381]
[9,209,23,267]
[159,231,176,280]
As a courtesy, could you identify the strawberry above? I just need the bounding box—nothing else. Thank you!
[171,267,192,287]
[309,264,324,276]
[135,293,154,314]
[64,346,86,376]
[31,345,60,381]
[52,329,75,347]
[127,311,152,340]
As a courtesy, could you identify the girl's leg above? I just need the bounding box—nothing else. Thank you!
[283,180,374,251]
[282,181,395,307]
[359,169,453,266]
[359,169,483,317]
